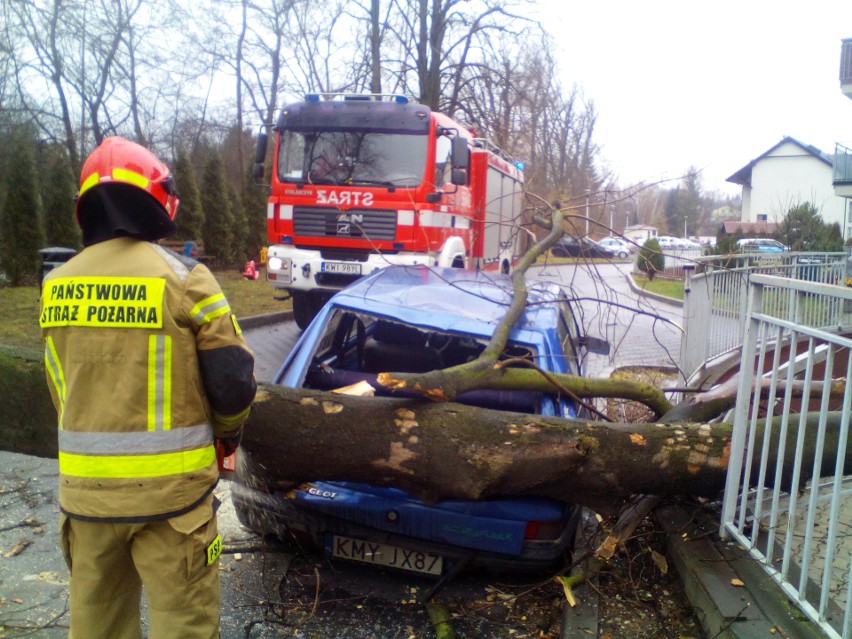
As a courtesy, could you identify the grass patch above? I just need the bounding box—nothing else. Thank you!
[631,274,684,300]
[0,286,42,351]
[0,268,289,351]
[540,252,631,265]
[215,269,290,318]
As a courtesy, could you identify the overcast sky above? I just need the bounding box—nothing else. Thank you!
[533,1,852,195]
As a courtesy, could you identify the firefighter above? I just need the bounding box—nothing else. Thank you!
[39,136,257,639]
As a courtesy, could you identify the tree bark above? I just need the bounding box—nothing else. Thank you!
[240,384,736,516]
[240,384,851,516]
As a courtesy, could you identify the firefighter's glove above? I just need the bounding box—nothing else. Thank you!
[216,432,242,457]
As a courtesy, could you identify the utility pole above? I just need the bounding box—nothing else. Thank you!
[609,205,614,236]
[585,190,590,237]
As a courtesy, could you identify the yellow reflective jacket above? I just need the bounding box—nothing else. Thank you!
[40,237,257,521]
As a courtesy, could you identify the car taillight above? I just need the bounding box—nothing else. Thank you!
[524,521,563,541]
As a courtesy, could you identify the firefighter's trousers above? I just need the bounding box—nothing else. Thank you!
[60,495,220,639]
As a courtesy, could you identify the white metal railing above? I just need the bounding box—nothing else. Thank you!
[680,252,850,382]
[721,274,852,639]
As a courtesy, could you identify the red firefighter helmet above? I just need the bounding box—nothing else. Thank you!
[75,136,179,222]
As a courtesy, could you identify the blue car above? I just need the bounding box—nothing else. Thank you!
[232,265,602,576]
[736,238,788,253]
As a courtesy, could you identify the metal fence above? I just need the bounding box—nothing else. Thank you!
[721,274,852,639]
[836,143,852,184]
[680,253,849,382]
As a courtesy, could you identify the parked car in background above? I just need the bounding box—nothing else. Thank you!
[596,237,634,258]
[737,238,789,253]
[653,235,701,250]
[232,266,611,576]
[552,236,616,259]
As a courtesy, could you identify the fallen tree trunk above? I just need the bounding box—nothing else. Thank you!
[242,384,851,515]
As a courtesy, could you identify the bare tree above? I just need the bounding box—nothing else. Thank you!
[6,0,82,168]
[239,0,297,127]
[381,0,534,112]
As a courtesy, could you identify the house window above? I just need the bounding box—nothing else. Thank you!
[756,214,768,221]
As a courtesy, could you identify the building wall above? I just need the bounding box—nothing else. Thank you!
[740,188,752,221]
[624,225,657,245]
[744,141,847,233]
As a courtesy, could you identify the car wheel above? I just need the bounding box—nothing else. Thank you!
[618,251,628,258]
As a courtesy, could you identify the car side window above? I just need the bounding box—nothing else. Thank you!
[556,296,581,373]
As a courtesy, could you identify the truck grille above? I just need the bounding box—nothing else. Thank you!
[293,207,397,240]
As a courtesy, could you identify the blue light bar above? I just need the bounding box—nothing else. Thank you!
[515,161,525,171]
[305,94,320,102]
[394,95,409,104]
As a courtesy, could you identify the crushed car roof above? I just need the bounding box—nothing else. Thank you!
[328,265,562,330]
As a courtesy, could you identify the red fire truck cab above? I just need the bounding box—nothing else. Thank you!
[254,93,526,328]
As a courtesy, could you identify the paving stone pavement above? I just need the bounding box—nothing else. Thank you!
[530,261,684,380]
[752,476,852,618]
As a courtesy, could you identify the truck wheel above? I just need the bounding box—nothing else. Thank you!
[291,291,316,330]
[292,291,332,330]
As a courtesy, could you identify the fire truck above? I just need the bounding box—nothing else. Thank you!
[253,93,526,328]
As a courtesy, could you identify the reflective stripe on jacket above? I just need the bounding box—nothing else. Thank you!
[40,237,256,521]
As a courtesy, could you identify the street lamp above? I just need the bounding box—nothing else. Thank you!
[609,205,614,236]
[585,189,590,237]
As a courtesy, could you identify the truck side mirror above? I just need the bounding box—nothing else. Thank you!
[578,335,611,355]
[451,136,469,170]
[450,168,467,186]
[253,131,268,184]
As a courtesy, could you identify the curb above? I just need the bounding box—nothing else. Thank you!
[238,310,293,329]
[656,503,826,639]
[560,509,600,638]
[623,270,684,308]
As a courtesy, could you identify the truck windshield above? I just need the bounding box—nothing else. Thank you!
[278,130,428,188]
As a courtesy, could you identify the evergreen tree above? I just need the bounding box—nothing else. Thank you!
[40,145,81,249]
[636,238,664,280]
[242,165,268,262]
[662,188,680,235]
[0,127,45,285]
[776,202,838,251]
[200,153,234,265]
[228,181,250,263]
[173,150,205,242]
[821,222,844,252]
[680,169,703,236]
[663,169,703,236]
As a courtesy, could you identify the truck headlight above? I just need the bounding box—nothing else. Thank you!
[268,257,283,271]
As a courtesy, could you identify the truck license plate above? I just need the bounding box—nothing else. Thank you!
[328,535,443,575]
[321,262,361,275]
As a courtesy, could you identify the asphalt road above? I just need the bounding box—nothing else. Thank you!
[0,262,683,638]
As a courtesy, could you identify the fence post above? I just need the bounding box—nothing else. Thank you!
[680,265,695,377]
[720,277,763,538]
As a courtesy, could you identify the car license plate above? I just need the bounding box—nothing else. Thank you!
[329,535,443,576]
[321,262,361,275]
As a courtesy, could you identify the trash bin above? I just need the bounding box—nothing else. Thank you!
[38,247,77,286]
